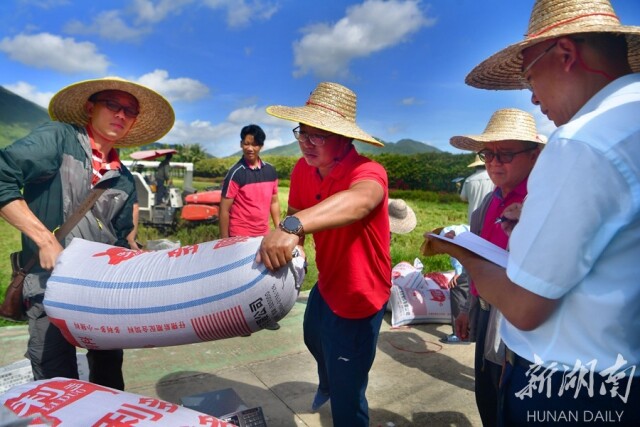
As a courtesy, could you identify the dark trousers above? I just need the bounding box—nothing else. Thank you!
[449,275,469,334]
[474,306,501,427]
[303,285,385,427]
[499,351,640,426]
[27,303,124,390]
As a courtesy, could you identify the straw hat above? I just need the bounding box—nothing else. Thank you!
[467,155,485,168]
[266,82,382,146]
[450,108,546,152]
[49,76,175,148]
[466,0,640,90]
[388,198,417,234]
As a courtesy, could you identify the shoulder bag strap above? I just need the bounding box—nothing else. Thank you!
[20,186,108,273]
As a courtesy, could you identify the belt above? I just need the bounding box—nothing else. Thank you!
[505,347,534,369]
[478,297,491,311]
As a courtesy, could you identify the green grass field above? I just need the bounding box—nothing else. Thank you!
[1,187,467,327]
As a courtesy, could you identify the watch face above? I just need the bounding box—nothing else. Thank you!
[284,216,301,231]
[282,216,302,234]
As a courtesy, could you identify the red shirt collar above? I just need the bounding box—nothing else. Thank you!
[87,126,121,185]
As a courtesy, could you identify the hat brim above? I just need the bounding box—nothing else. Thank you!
[266,104,383,147]
[466,28,640,90]
[389,208,417,234]
[49,77,175,148]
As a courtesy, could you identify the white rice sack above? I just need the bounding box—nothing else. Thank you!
[44,236,304,350]
[1,378,234,426]
[389,262,453,327]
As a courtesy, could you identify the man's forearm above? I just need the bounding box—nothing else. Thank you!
[1,198,63,269]
[294,180,383,235]
[219,214,229,238]
[0,199,57,249]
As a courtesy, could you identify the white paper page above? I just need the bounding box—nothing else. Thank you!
[429,231,508,268]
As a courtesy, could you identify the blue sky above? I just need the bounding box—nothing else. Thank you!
[1,0,639,157]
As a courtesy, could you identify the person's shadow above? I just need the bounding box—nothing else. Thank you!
[155,370,338,426]
[377,328,475,392]
[155,370,437,426]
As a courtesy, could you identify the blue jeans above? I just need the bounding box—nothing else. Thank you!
[303,285,386,427]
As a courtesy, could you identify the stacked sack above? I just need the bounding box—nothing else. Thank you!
[388,260,454,327]
[1,378,234,426]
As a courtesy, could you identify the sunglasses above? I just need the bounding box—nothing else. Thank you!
[477,147,537,164]
[93,99,139,119]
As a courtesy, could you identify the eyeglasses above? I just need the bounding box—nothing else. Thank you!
[292,126,331,147]
[93,99,139,119]
[522,41,558,76]
[477,147,537,164]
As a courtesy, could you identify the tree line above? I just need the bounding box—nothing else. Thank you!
[197,152,475,193]
[120,144,476,193]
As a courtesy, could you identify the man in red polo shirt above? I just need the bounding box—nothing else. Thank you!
[258,82,390,427]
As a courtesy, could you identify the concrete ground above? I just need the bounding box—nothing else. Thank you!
[0,291,481,426]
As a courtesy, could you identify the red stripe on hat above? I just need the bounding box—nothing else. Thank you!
[305,100,347,118]
[527,12,620,38]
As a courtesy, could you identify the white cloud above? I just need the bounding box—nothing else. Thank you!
[64,10,151,42]
[401,97,420,106]
[201,0,279,28]
[4,81,54,108]
[293,0,432,79]
[136,69,210,102]
[50,0,277,47]
[132,0,194,24]
[0,32,109,73]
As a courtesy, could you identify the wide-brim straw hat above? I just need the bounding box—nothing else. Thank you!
[388,198,417,234]
[467,155,485,168]
[450,108,547,152]
[266,82,383,146]
[466,0,640,90]
[49,76,175,148]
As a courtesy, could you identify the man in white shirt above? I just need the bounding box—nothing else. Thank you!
[425,0,640,425]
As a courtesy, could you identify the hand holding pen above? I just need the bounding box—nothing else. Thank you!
[497,202,523,237]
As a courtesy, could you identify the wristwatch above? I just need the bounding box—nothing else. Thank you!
[279,215,304,236]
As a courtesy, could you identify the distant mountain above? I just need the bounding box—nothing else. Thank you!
[260,138,441,157]
[0,86,50,148]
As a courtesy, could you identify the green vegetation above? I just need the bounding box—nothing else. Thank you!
[0,186,466,327]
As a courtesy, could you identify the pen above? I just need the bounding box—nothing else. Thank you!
[495,216,517,224]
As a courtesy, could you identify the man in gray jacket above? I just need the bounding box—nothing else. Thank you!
[0,77,174,389]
